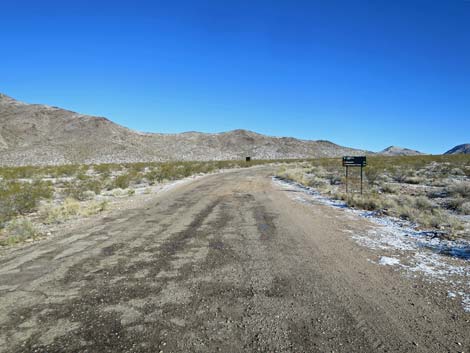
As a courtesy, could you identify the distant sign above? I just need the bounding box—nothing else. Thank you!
[246,156,251,162]
[342,156,367,167]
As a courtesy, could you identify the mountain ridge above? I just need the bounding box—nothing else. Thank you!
[0,93,372,166]
[379,145,424,156]
[444,144,470,155]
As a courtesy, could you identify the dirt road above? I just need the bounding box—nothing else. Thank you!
[1,167,469,352]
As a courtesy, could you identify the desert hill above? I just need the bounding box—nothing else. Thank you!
[0,94,370,166]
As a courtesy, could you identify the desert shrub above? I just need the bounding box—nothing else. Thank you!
[391,168,411,183]
[40,198,80,224]
[308,166,327,178]
[40,198,107,224]
[93,164,113,177]
[380,183,399,194]
[365,167,380,185]
[436,164,452,178]
[305,174,328,189]
[418,209,462,232]
[143,169,157,183]
[0,218,41,245]
[0,166,40,179]
[48,165,83,177]
[404,176,425,185]
[76,172,88,181]
[276,168,307,185]
[63,178,103,201]
[427,188,447,198]
[396,204,419,222]
[446,198,464,211]
[325,174,342,185]
[111,188,127,197]
[460,202,470,215]
[79,200,108,217]
[345,193,392,211]
[450,168,465,176]
[414,196,434,211]
[130,171,146,185]
[0,180,53,226]
[112,173,131,189]
[448,181,470,198]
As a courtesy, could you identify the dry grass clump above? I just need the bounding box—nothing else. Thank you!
[460,202,470,215]
[347,193,390,211]
[40,198,108,224]
[448,181,470,198]
[0,218,41,246]
[341,193,462,234]
[380,183,399,194]
[63,178,102,200]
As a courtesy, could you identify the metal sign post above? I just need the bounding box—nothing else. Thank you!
[360,164,363,194]
[342,156,367,194]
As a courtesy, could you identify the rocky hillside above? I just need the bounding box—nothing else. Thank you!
[0,94,370,166]
[444,144,470,155]
[379,146,424,156]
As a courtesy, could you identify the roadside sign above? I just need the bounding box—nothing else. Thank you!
[342,156,367,194]
[246,157,251,162]
[342,156,367,167]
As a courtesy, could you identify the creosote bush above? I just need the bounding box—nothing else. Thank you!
[0,180,53,227]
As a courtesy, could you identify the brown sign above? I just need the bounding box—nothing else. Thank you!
[342,156,366,167]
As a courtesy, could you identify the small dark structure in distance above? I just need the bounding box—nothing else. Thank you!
[246,157,251,162]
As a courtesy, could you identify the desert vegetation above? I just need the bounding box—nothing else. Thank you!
[277,155,470,239]
[0,159,289,245]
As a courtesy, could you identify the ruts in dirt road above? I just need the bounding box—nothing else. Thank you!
[1,167,469,353]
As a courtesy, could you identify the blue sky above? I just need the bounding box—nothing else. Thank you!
[1,0,469,154]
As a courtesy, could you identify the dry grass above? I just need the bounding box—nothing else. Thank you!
[0,218,41,246]
[39,198,108,224]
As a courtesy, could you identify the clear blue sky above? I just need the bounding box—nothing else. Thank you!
[1,0,469,154]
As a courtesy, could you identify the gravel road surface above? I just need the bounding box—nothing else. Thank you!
[1,167,469,352]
